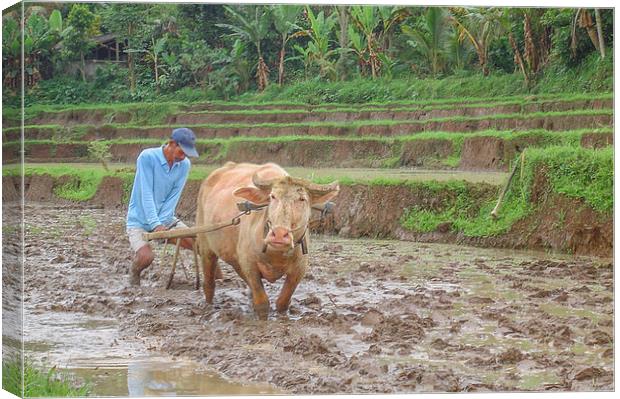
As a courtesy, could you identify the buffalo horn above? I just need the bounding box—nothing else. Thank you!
[252,172,279,191]
[290,178,340,195]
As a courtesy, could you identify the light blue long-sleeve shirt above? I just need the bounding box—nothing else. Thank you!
[126,146,190,231]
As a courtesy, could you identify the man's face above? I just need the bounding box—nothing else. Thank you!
[171,142,186,163]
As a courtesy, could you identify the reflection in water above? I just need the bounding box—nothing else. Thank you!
[23,309,280,396]
[70,359,279,396]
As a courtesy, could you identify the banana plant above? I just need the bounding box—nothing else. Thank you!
[290,7,338,80]
[272,4,303,85]
[217,5,271,90]
[19,9,63,86]
[347,24,368,75]
[2,15,21,88]
[377,6,410,53]
[349,6,382,78]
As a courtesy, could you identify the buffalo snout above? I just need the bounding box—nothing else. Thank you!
[267,226,293,247]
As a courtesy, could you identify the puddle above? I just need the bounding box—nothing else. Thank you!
[23,310,280,396]
[68,358,279,396]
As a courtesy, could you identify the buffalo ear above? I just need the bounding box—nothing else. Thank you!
[309,188,339,206]
[233,187,270,205]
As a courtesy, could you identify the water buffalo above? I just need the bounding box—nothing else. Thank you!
[196,162,339,319]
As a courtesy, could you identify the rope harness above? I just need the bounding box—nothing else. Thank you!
[238,201,319,255]
[151,200,335,290]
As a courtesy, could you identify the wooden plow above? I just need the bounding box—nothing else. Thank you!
[142,201,335,290]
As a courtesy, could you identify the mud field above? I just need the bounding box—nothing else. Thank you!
[18,202,614,394]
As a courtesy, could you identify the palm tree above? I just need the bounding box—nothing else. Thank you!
[402,7,449,77]
[217,5,271,91]
[272,5,303,85]
[445,27,473,72]
[450,7,504,76]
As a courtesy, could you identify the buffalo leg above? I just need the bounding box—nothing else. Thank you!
[276,272,303,313]
[246,272,270,320]
[201,251,218,304]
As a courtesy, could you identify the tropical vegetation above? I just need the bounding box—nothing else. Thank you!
[2,4,613,106]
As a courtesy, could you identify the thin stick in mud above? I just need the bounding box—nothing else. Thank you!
[491,150,525,219]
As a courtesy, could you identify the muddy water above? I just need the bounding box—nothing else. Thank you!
[21,203,613,394]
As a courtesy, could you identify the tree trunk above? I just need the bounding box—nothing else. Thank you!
[475,46,487,76]
[594,9,605,58]
[579,9,600,52]
[152,38,159,94]
[336,5,348,81]
[368,40,377,79]
[509,33,529,85]
[278,36,286,86]
[154,55,159,94]
[256,44,269,91]
[128,24,135,93]
[524,13,538,74]
[80,51,86,82]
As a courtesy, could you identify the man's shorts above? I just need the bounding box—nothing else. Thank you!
[127,220,189,253]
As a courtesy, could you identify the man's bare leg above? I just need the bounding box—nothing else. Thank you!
[130,244,155,286]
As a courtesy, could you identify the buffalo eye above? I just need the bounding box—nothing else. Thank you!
[299,197,306,202]
[270,194,276,200]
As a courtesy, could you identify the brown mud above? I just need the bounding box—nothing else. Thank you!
[17,202,613,394]
[581,132,613,149]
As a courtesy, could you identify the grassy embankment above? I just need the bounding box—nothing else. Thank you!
[4,92,612,125]
[6,105,613,134]
[2,357,90,397]
[4,146,611,237]
[4,127,613,169]
[399,146,613,236]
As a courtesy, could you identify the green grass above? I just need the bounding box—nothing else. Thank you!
[400,145,613,237]
[5,108,612,138]
[181,92,612,116]
[2,357,90,397]
[239,68,612,104]
[1,164,134,202]
[4,91,612,123]
[3,102,185,124]
[400,179,530,237]
[7,128,611,171]
[524,146,613,213]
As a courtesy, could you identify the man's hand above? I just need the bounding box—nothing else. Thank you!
[153,225,168,232]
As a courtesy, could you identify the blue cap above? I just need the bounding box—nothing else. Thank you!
[171,128,199,157]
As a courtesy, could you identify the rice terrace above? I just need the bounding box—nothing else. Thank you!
[1,1,614,396]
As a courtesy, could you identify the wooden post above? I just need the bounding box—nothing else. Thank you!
[491,150,525,219]
[193,241,200,290]
[166,239,181,289]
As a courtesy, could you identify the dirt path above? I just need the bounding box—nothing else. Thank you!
[21,203,613,393]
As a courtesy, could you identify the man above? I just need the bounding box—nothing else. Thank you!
[126,127,199,286]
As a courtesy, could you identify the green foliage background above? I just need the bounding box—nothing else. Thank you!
[2,4,613,107]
